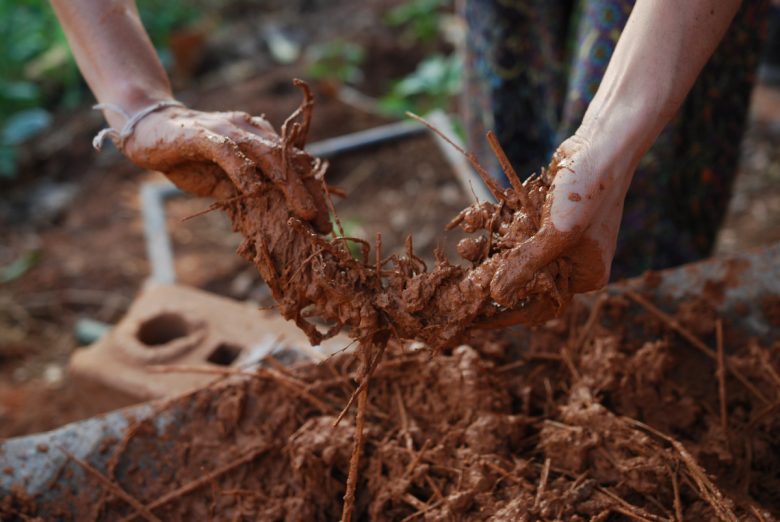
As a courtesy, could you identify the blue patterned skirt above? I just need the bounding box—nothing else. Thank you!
[462,0,769,278]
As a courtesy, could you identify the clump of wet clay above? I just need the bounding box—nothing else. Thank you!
[10,293,780,520]
[214,82,570,352]
[170,83,574,519]
[14,83,780,521]
[205,84,578,518]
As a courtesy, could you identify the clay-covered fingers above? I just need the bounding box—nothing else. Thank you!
[565,202,620,294]
[229,111,276,139]
[125,106,331,228]
[171,124,313,216]
[229,113,330,231]
[121,119,248,199]
[567,236,611,294]
[236,134,325,223]
[182,130,259,198]
[489,225,579,308]
[165,162,237,200]
[202,114,329,227]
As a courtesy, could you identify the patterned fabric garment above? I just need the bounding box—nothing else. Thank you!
[462,0,769,279]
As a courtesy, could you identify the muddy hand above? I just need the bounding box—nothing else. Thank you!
[122,106,329,227]
[490,135,630,306]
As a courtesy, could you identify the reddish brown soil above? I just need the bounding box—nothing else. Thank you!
[140,84,577,522]
[5,292,779,520]
[1,2,779,517]
[7,86,780,521]
[208,85,570,358]
[0,378,138,438]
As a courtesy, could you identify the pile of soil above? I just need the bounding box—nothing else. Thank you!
[5,288,779,520]
[7,84,780,521]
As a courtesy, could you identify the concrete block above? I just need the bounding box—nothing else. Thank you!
[70,283,351,399]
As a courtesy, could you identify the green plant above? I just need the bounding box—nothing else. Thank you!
[384,0,446,44]
[0,0,200,179]
[379,54,462,116]
[305,40,365,85]
[333,216,367,260]
[379,0,461,116]
[0,249,41,284]
[1,1,67,177]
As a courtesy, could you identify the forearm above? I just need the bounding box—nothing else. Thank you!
[577,0,741,175]
[50,0,173,129]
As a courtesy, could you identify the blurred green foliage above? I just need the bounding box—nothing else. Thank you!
[303,0,459,117]
[380,0,462,116]
[0,0,200,179]
[379,54,462,116]
[305,40,366,85]
[0,249,41,284]
[384,0,445,44]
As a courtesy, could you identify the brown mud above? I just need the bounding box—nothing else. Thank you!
[199,84,578,518]
[5,84,780,520]
[214,82,571,354]
[5,291,780,520]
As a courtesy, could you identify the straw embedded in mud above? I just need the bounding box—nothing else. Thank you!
[8,83,778,522]
[11,285,779,521]
[170,81,579,520]
[215,81,571,355]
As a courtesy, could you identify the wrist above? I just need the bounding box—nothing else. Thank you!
[92,97,184,153]
[99,81,174,128]
[575,97,660,180]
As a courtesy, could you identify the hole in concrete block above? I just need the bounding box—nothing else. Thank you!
[207,343,242,366]
[137,313,191,346]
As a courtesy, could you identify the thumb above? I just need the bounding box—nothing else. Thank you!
[239,136,320,223]
[489,224,578,307]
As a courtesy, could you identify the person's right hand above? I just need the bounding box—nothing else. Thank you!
[489,132,636,308]
[122,105,331,232]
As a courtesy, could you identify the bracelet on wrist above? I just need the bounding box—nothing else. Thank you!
[92,99,185,152]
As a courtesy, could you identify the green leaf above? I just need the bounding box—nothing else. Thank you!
[0,145,18,179]
[385,0,444,26]
[2,108,51,145]
[332,217,366,260]
[384,0,446,43]
[379,54,462,116]
[305,40,365,84]
[1,250,41,284]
